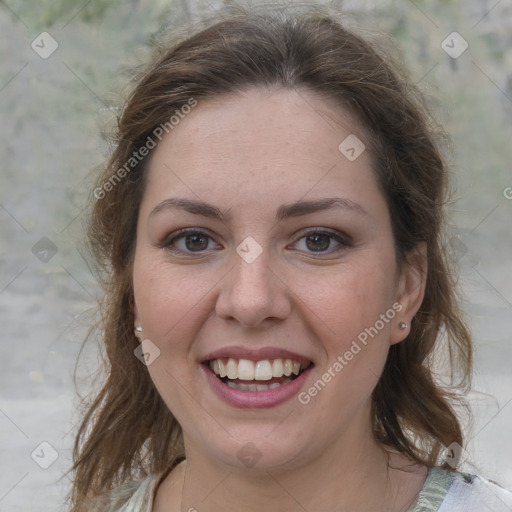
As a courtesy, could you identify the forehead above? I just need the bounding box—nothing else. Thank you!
[141,87,383,219]
[152,87,367,161]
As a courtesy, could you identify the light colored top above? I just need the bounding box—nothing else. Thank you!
[95,467,512,511]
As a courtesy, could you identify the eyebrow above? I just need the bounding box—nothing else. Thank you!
[149,197,369,222]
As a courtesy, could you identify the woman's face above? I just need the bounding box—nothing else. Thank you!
[133,87,422,471]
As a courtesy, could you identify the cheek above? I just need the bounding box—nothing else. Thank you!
[132,259,211,424]
[133,256,214,345]
[291,255,396,406]
[295,256,396,346]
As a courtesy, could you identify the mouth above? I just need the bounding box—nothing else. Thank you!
[203,357,313,391]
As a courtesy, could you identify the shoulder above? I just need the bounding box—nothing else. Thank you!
[414,467,512,512]
[439,470,512,512]
[84,473,161,512]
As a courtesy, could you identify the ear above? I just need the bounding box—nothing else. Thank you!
[390,242,427,345]
[133,300,142,331]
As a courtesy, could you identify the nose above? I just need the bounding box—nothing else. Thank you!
[215,246,292,328]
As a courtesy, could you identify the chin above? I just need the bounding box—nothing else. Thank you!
[194,427,311,472]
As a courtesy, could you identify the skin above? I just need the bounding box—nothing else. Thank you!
[132,87,428,512]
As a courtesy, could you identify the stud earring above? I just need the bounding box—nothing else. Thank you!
[134,326,143,338]
[399,322,408,330]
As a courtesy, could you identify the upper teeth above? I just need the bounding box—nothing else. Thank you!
[209,358,310,381]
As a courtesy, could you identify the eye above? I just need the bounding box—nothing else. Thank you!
[158,227,351,256]
[292,229,351,254]
[159,228,221,254]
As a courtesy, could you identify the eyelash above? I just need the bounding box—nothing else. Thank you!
[158,227,352,256]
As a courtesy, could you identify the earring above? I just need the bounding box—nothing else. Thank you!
[399,322,408,330]
[134,326,143,338]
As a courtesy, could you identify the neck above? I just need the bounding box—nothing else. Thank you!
[172,423,422,512]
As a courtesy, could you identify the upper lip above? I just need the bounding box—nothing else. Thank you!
[201,346,312,364]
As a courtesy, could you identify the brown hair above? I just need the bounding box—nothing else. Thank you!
[69,3,472,510]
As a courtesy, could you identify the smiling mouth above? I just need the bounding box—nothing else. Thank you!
[205,357,313,391]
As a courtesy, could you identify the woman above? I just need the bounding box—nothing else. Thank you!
[69,4,512,511]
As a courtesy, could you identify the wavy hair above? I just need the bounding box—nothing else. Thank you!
[68,4,472,510]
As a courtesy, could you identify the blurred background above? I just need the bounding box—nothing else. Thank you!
[0,0,511,510]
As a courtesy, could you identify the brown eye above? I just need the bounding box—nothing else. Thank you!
[305,233,331,252]
[159,228,221,254]
[182,233,210,252]
[293,229,351,255]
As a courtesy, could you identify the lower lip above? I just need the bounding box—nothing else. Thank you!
[201,364,313,409]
